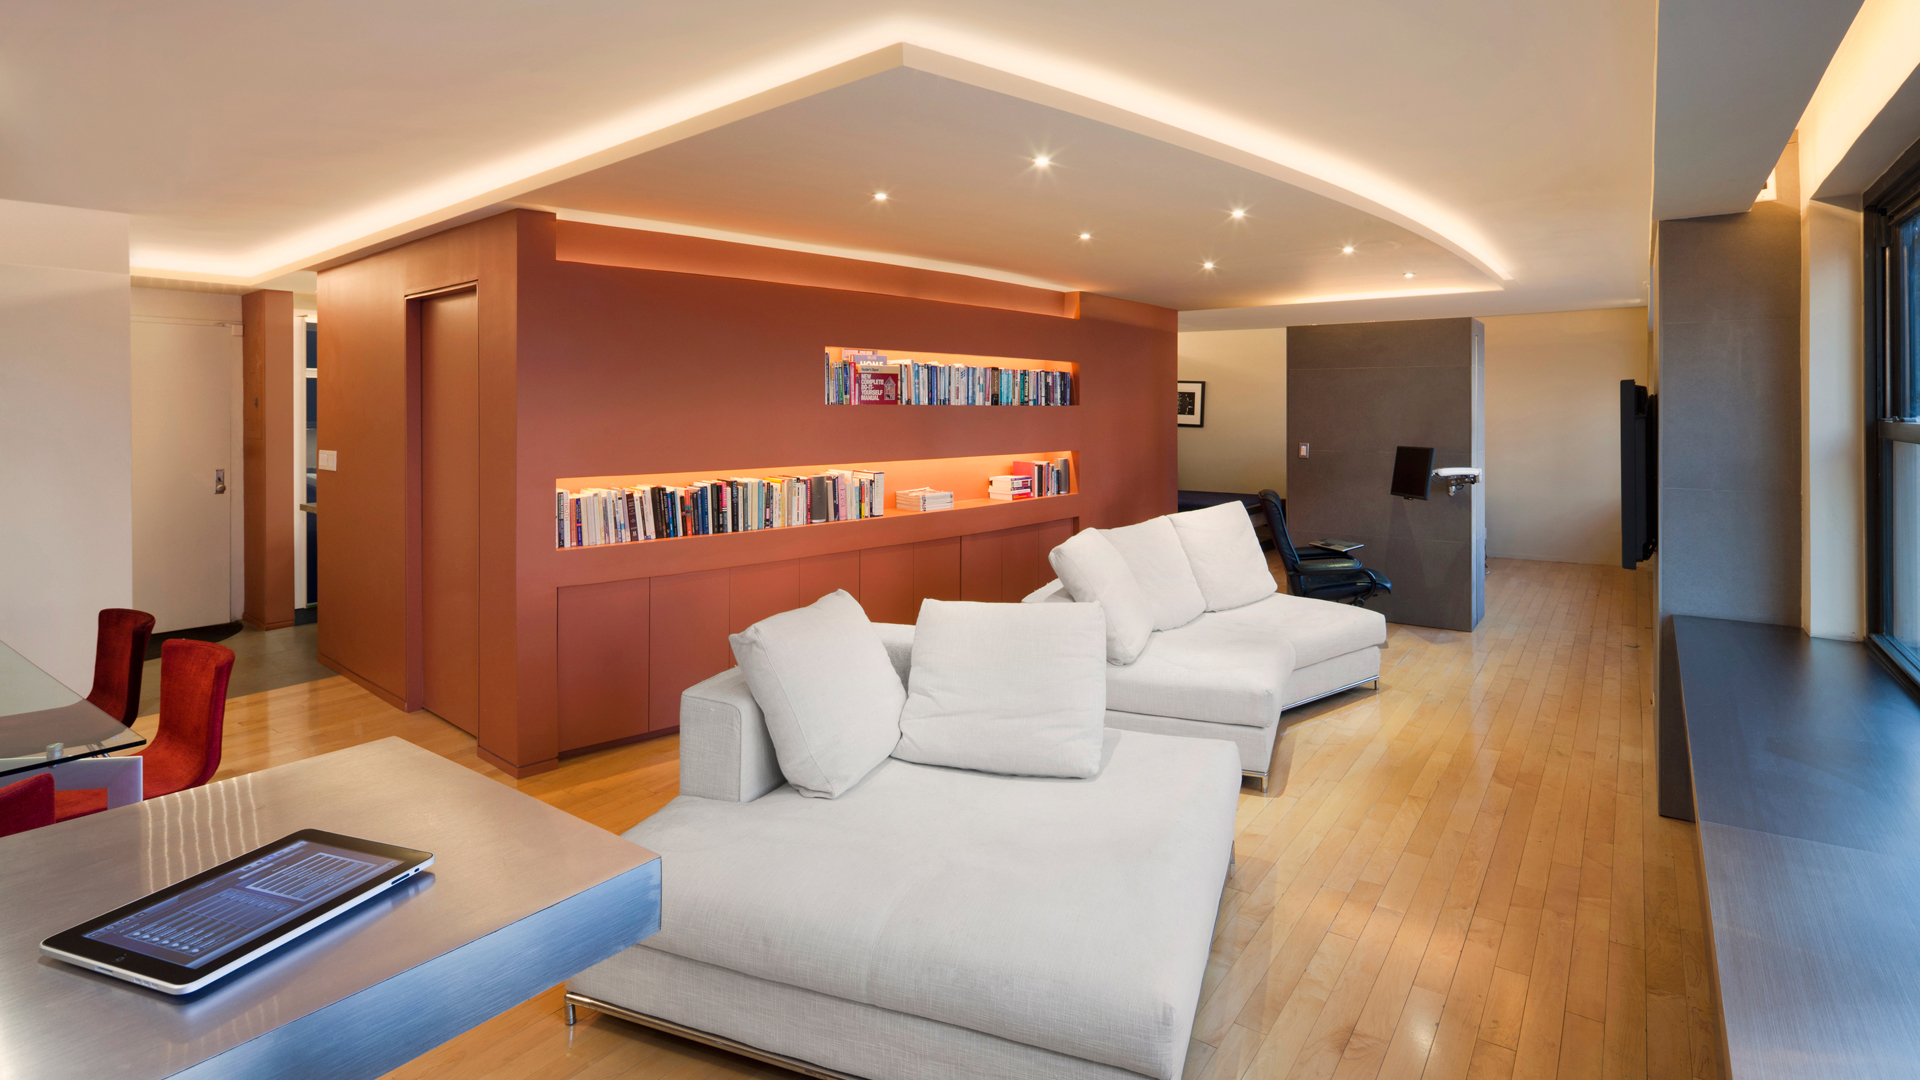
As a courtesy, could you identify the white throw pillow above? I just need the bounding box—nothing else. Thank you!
[1103,517,1207,631]
[728,590,905,799]
[1047,528,1155,664]
[893,599,1107,778]
[1168,501,1279,611]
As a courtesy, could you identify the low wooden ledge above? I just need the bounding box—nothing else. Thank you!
[1670,615,1920,1080]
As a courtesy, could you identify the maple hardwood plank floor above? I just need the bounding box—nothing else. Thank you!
[119,558,1714,1080]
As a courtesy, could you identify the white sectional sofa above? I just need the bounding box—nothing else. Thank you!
[567,628,1242,1080]
[1025,581,1384,788]
[1029,499,1390,787]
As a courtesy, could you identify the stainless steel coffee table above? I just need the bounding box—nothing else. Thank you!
[0,736,662,1079]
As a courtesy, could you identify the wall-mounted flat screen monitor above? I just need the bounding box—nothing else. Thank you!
[1620,380,1657,567]
[1391,446,1436,500]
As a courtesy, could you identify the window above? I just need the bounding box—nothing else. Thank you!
[1866,151,1920,682]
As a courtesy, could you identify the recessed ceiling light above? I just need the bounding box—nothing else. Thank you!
[1404,272,1416,278]
[1203,261,1216,270]
[1034,155,1052,167]
[1230,209,1246,219]
[1079,232,1092,240]
[1341,245,1355,254]
[873,192,889,201]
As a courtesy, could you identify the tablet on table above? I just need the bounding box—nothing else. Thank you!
[42,829,433,995]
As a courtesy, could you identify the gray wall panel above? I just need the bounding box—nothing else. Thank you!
[1653,141,1805,819]
[1285,319,1474,370]
[1287,318,1485,631]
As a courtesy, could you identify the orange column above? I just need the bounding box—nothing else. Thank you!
[242,289,296,630]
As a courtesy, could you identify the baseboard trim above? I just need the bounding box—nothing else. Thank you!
[478,745,557,779]
[564,992,867,1080]
[317,652,410,711]
[559,726,679,760]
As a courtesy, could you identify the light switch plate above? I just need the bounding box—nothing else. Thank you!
[1298,443,1310,458]
[318,450,337,471]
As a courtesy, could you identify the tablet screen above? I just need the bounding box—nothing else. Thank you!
[83,838,401,970]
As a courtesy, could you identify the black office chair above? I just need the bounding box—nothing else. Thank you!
[1257,489,1392,605]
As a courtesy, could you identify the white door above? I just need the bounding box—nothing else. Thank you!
[132,306,239,633]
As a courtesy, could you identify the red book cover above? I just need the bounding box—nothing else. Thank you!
[855,368,900,405]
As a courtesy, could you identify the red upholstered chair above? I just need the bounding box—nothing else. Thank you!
[88,608,156,727]
[0,773,55,838]
[55,639,233,822]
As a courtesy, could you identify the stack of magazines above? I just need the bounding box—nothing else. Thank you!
[896,488,954,512]
[988,475,1031,500]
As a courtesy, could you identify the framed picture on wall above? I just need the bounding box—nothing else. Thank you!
[1176,381,1206,427]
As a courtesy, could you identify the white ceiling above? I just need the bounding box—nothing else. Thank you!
[1651,0,1862,220]
[520,68,1492,312]
[3,0,1661,326]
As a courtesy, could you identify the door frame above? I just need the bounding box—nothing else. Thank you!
[403,280,480,716]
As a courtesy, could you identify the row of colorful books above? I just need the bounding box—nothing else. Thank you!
[556,471,885,548]
[825,350,1074,406]
[990,458,1072,499]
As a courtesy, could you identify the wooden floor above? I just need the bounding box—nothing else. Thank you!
[151,558,1719,1080]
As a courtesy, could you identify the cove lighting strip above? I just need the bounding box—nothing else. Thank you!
[1796,0,1920,201]
[131,20,1515,287]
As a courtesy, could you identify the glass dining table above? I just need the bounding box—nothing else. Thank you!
[0,638,145,783]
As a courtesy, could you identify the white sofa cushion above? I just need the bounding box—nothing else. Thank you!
[1102,517,1206,631]
[728,590,905,799]
[626,729,1241,1080]
[1206,591,1388,668]
[894,599,1107,778]
[1107,617,1295,728]
[1046,528,1155,664]
[1167,501,1278,611]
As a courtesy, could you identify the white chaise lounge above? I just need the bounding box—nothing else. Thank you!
[566,626,1241,1080]
[1026,501,1388,791]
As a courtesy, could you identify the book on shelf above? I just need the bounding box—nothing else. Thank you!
[896,487,954,512]
[824,348,1074,407]
[556,469,887,549]
[854,366,901,405]
[988,457,1072,501]
[988,474,1033,501]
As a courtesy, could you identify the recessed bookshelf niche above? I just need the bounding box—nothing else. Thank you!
[557,451,1078,549]
[825,347,1078,407]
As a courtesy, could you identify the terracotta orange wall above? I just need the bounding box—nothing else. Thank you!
[314,213,526,737]
[242,289,296,630]
[322,210,1176,775]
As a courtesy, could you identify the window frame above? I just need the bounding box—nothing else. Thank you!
[1863,139,1920,687]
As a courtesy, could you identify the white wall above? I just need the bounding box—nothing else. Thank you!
[1802,199,1865,641]
[0,199,132,691]
[1180,314,1647,567]
[130,287,243,632]
[1175,328,1288,495]
[1481,307,1651,565]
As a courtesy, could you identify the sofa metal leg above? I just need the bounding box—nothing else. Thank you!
[563,992,865,1080]
[565,1001,577,1026]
